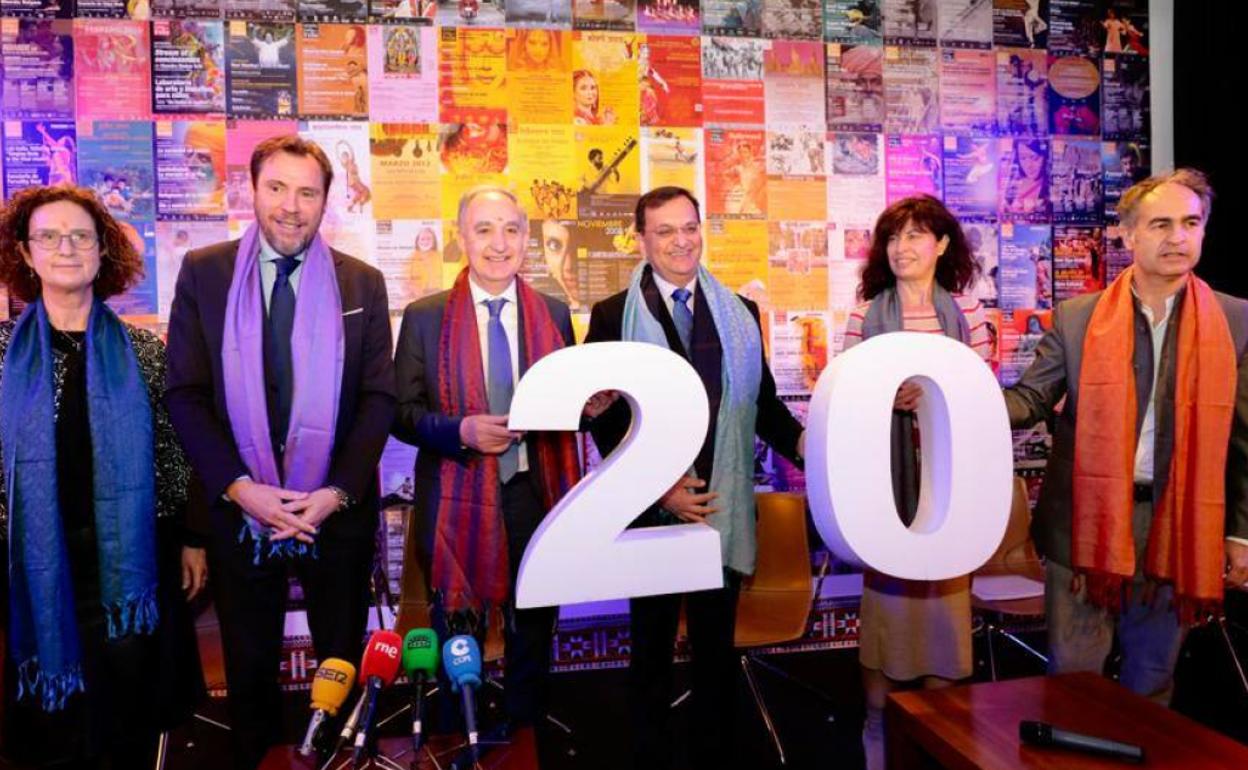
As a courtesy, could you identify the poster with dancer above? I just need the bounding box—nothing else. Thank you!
[702,36,766,125]
[706,127,767,219]
[636,0,698,34]
[992,0,1048,49]
[884,133,941,202]
[151,19,226,115]
[942,135,997,219]
[74,19,151,120]
[1,19,74,120]
[2,119,76,196]
[639,35,702,127]
[226,20,298,118]
[297,23,370,119]
[998,220,1050,310]
[995,46,1046,135]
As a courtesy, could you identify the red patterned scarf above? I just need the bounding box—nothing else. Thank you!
[432,268,581,612]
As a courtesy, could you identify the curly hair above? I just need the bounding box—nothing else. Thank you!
[857,194,978,301]
[0,184,145,302]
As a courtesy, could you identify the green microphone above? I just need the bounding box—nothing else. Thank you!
[402,628,440,754]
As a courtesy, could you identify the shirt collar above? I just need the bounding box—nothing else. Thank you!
[258,232,306,265]
[468,275,518,306]
[1129,284,1178,324]
[650,268,697,302]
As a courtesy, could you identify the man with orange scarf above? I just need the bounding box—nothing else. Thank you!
[1005,169,1248,703]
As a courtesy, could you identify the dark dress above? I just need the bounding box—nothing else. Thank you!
[0,322,204,768]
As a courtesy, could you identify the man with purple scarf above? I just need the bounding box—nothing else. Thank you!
[165,135,396,769]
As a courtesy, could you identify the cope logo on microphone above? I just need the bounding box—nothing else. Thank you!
[316,667,350,685]
[449,638,471,658]
[375,642,400,659]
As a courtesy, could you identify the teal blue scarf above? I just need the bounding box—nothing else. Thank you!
[621,263,763,574]
[0,299,157,711]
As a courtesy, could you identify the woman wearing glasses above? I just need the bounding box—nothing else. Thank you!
[0,185,204,767]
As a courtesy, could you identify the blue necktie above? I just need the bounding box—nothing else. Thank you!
[671,287,693,355]
[485,298,518,483]
[269,255,299,453]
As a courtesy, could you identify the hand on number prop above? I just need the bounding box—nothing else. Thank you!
[660,476,720,523]
[582,389,619,419]
[460,414,520,454]
[893,380,924,412]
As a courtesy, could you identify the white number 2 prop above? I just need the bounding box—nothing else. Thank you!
[509,342,723,608]
[805,332,1013,580]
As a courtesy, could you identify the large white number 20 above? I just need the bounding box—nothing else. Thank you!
[509,342,724,608]
[511,333,1014,607]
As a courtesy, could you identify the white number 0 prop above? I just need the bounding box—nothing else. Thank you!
[509,342,723,608]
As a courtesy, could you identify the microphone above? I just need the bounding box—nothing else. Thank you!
[443,635,484,765]
[402,628,440,755]
[350,630,404,768]
[1020,720,1145,763]
[298,658,356,756]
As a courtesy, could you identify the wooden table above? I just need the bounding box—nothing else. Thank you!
[260,727,538,770]
[885,672,1248,769]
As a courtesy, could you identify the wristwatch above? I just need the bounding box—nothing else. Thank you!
[327,485,354,512]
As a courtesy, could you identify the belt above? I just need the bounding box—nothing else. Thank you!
[1133,483,1153,503]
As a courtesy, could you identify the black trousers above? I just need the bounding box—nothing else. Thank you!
[628,571,742,770]
[206,508,376,770]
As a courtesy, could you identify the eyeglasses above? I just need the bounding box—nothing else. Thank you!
[28,229,98,251]
[649,224,701,241]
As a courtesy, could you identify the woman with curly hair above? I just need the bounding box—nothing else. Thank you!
[0,185,204,767]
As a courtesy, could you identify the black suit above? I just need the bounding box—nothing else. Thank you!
[585,265,803,770]
[392,285,573,734]
[165,240,396,770]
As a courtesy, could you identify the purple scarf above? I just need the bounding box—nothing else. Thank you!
[222,222,344,560]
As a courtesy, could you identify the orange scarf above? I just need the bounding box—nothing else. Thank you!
[1073,266,1236,622]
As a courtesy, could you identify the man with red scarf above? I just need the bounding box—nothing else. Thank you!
[1005,169,1248,703]
[392,187,596,752]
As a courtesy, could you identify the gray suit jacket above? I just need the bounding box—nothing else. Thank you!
[1004,288,1248,568]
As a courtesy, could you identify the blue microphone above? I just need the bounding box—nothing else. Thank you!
[442,635,484,763]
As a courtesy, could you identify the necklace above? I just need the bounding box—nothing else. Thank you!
[54,328,83,353]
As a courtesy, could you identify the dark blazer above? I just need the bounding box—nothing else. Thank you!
[164,239,397,538]
[584,264,803,519]
[391,285,574,561]
[1005,288,1248,567]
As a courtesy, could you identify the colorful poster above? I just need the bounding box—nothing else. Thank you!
[106,219,157,321]
[770,311,829,395]
[224,118,297,225]
[152,0,223,17]
[702,37,766,126]
[297,0,369,22]
[882,0,935,46]
[297,23,370,119]
[706,127,766,219]
[640,35,701,127]
[824,43,883,132]
[437,119,508,219]
[702,0,762,37]
[636,0,698,34]
[434,0,504,25]
[366,24,436,123]
[963,220,999,307]
[572,31,640,127]
[767,221,828,310]
[155,119,227,219]
[766,125,825,220]
[1104,223,1131,282]
[826,131,885,229]
[1,19,74,120]
[706,218,768,294]
[938,47,994,134]
[941,135,996,219]
[368,122,440,220]
[825,0,881,43]
[437,27,506,124]
[1101,139,1147,219]
[995,47,1046,135]
[151,19,227,115]
[764,0,822,40]
[640,126,703,199]
[506,0,572,27]
[1050,136,1100,223]
[883,46,938,134]
[998,136,1048,222]
[574,125,639,219]
[1052,223,1103,302]
[226,21,298,119]
[73,19,151,120]
[2,120,75,196]
[998,308,1051,387]
[505,28,572,125]
[74,0,131,17]
[375,218,443,311]
[369,0,435,22]
[1,0,71,17]
[78,120,156,222]
[524,216,638,309]
[1047,52,1099,135]
[938,0,992,47]
[509,122,576,219]
[299,119,373,256]
[883,133,941,202]
[572,0,635,31]
[1048,0,1099,53]
[155,219,228,322]
[997,220,1050,310]
[1101,54,1148,140]
[1099,1,1147,55]
[992,0,1048,49]
[222,0,296,19]
[764,39,825,126]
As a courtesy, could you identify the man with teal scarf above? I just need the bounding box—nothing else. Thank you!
[585,186,806,770]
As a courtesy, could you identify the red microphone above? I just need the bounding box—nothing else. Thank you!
[350,630,403,767]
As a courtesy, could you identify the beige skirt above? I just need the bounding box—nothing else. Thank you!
[857,569,973,682]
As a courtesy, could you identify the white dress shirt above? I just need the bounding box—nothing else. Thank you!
[468,276,528,473]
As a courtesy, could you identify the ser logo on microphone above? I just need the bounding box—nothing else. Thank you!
[315,666,351,685]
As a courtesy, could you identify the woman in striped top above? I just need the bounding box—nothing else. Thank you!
[844,195,992,770]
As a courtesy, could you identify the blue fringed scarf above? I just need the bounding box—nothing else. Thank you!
[0,298,158,712]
